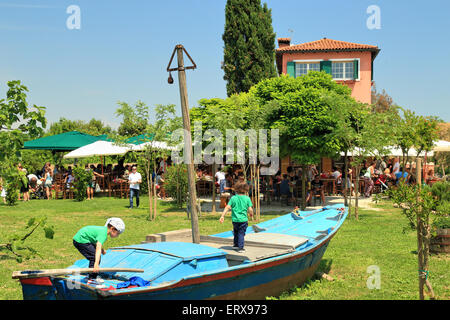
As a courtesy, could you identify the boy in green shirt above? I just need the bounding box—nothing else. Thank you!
[73,217,125,283]
[219,182,253,253]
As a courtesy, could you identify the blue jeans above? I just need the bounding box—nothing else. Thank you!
[129,188,140,208]
[232,221,248,249]
[219,179,226,193]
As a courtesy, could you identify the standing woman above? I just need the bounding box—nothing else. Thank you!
[44,166,53,200]
[363,162,376,198]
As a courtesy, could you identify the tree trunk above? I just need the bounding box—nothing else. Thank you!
[416,158,435,300]
[147,159,153,221]
[344,151,348,207]
[355,166,360,220]
[256,164,260,221]
[348,166,353,217]
[301,164,307,210]
[212,163,217,214]
[153,159,157,220]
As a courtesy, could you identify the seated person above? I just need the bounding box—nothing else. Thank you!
[223,174,234,196]
[280,174,293,200]
[65,172,75,188]
[306,175,325,205]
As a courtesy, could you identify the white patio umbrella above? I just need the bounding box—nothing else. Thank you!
[63,140,133,159]
[131,140,176,151]
[340,147,434,157]
[432,140,450,152]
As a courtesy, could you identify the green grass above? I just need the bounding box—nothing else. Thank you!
[0,197,448,300]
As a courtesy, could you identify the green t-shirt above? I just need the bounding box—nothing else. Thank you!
[228,194,252,223]
[73,226,108,245]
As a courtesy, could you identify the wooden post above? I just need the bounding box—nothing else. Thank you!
[416,158,425,300]
[175,45,200,244]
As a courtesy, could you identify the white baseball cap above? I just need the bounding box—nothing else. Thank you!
[105,217,125,234]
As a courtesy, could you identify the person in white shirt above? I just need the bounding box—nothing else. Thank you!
[392,157,400,175]
[128,166,142,209]
[331,167,341,180]
[215,168,226,194]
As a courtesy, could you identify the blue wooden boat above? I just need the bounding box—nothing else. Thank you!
[15,203,347,300]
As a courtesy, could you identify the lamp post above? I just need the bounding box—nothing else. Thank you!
[167,44,200,243]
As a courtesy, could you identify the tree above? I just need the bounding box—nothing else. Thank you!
[47,117,113,136]
[324,92,365,210]
[394,108,419,173]
[371,83,398,114]
[191,93,274,219]
[222,0,276,96]
[115,100,150,137]
[388,163,449,300]
[0,81,46,205]
[346,109,392,219]
[251,72,351,209]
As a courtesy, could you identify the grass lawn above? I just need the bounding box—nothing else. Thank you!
[0,196,448,300]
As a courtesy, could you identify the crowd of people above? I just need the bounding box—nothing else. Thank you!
[0,156,173,204]
[1,155,442,205]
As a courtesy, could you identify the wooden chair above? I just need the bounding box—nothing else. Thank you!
[293,184,303,207]
[53,174,65,199]
[113,181,129,199]
[64,182,74,199]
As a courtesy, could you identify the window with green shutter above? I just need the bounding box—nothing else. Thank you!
[320,61,332,75]
[353,59,359,80]
[286,61,295,77]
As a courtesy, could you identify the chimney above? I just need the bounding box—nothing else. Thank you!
[277,38,291,49]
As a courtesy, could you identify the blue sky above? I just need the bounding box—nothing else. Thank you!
[0,0,449,129]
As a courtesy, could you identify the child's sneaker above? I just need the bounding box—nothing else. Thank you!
[232,246,240,250]
[237,248,246,253]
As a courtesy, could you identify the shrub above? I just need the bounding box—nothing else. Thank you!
[72,166,92,201]
[164,164,189,208]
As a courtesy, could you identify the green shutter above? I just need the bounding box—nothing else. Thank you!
[287,61,295,78]
[353,59,359,80]
[371,60,374,81]
[320,61,332,75]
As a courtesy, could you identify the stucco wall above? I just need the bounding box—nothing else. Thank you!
[281,51,373,104]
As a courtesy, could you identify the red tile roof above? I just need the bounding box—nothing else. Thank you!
[276,37,379,55]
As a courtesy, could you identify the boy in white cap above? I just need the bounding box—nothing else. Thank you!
[72,217,125,284]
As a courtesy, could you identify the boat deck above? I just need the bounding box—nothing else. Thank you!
[143,231,309,263]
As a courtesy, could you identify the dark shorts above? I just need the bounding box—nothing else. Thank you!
[73,240,99,279]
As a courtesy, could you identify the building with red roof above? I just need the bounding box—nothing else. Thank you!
[276,37,380,104]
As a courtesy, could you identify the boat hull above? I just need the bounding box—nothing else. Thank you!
[20,239,329,300]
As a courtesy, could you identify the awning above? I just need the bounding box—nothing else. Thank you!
[23,131,106,151]
[63,141,133,159]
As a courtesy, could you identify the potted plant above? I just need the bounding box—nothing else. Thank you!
[431,215,450,254]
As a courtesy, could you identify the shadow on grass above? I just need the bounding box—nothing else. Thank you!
[0,254,17,262]
[271,259,334,299]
